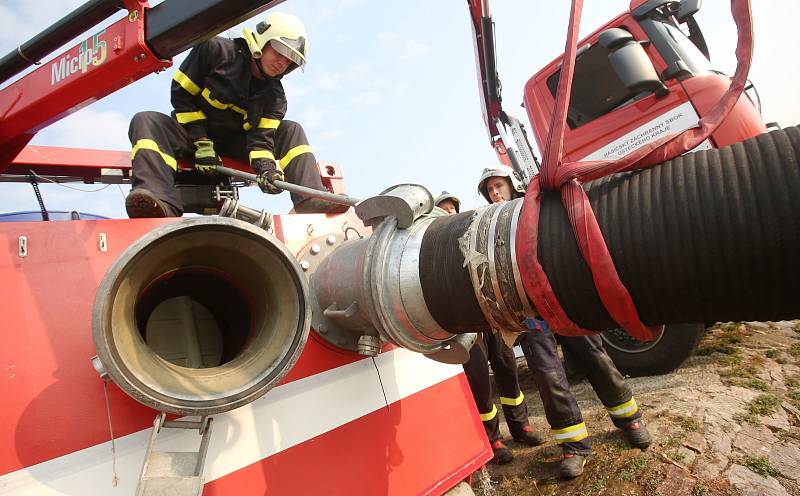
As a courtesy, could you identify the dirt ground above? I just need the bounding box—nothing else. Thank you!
[472,321,800,496]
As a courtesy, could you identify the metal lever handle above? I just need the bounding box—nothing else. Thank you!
[323,302,359,319]
[215,165,360,208]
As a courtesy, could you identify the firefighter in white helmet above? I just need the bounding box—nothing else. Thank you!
[476,167,525,204]
[478,166,652,478]
[126,12,344,217]
[433,191,461,214]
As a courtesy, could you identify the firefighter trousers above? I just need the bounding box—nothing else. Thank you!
[557,333,642,429]
[519,325,642,455]
[128,111,326,213]
[462,331,531,442]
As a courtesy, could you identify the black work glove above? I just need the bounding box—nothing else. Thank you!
[251,157,284,195]
[193,139,222,174]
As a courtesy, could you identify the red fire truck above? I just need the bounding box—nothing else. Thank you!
[0,2,491,495]
[0,0,791,495]
[469,0,769,376]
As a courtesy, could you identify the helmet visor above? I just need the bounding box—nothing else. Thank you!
[269,38,306,68]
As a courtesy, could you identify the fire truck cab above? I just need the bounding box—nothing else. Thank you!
[524,0,767,162]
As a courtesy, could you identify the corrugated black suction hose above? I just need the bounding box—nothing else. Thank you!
[541,126,800,330]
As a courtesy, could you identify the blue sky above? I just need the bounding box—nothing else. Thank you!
[1,0,797,218]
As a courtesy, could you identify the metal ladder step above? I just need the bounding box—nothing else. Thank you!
[138,476,203,495]
[136,414,213,496]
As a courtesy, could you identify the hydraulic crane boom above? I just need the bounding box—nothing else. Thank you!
[467,0,540,182]
[467,0,501,139]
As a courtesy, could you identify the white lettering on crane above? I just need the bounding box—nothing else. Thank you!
[49,31,104,86]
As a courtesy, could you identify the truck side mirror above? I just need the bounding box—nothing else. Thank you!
[598,28,669,98]
[677,0,702,23]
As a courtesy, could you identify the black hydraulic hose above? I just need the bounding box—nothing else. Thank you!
[0,0,122,85]
[419,211,489,333]
[542,126,800,330]
[418,127,800,333]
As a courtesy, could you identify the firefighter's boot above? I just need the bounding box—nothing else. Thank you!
[559,452,588,479]
[511,424,546,447]
[126,189,180,218]
[490,440,513,465]
[621,420,652,450]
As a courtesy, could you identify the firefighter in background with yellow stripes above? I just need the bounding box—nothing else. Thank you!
[125,12,345,217]
[434,192,546,466]
[478,167,652,478]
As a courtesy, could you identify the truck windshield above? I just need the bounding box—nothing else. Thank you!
[546,41,640,129]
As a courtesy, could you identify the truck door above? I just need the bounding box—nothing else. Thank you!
[525,14,704,163]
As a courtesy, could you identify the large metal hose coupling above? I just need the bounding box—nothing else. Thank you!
[307,184,478,364]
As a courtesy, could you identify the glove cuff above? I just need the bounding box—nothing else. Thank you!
[251,157,278,174]
[194,139,215,151]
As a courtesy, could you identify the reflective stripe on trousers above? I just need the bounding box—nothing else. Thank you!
[500,391,524,406]
[131,139,178,171]
[552,422,589,443]
[479,404,498,422]
[607,397,639,419]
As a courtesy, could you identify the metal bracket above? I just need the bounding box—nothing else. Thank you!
[90,355,109,381]
[218,198,272,231]
[424,333,478,364]
[136,413,214,496]
[496,114,540,186]
[213,183,239,203]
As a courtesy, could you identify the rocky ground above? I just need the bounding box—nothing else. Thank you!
[472,321,800,496]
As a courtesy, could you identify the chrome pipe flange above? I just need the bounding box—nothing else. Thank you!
[302,234,369,352]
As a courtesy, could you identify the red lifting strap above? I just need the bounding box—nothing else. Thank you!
[517,0,754,340]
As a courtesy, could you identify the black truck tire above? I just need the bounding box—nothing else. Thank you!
[601,323,705,377]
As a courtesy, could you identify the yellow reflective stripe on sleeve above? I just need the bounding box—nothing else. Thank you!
[552,422,589,443]
[607,397,639,418]
[279,144,313,169]
[175,110,207,124]
[243,122,253,131]
[173,70,201,96]
[500,391,525,406]
[201,87,226,109]
[201,88,247,116]
[131,139,177,171]
[258,118,281,129]
[249,150,276,161]
[479,405,498,422]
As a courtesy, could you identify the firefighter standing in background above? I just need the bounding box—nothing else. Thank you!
[126,12,346,218]
[477,167,653,478]
[434,191,546,466]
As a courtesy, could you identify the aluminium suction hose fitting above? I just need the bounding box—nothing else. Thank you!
[92,217,311,416]
[310,208,477,364]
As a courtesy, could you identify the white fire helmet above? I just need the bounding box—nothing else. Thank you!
[434,191,461,213]
[242,12,309,73]
[476,167,525,204]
